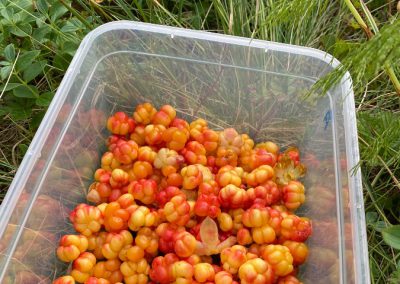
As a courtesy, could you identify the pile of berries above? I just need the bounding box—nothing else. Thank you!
[54,103,311,284]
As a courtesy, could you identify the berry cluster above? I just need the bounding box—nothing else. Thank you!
[54,103,311,284]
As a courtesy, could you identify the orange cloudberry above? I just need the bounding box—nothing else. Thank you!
[282,181,305,211]
[152,105,176,127]
[194,263,215,283]
[127,179,157,205]
[245,165,275,187]
[280,215,312,242]
[238,258,275,284]
[261,245,294,276]
[133,103,157,125]
[282,241,309,265]
[57,234,89,262]
[107,112,135,135]
[128,206,159,231]
[70,204,104,237]
[221,245,248,274]
[70,252,97,283]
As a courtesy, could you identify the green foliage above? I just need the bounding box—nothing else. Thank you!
[382,225,400,250]
[212,0,342,45]
[360,111,400,283]
[0,0,345,124]
[312,18,400,96]
[358,111,400,167]
[0,1,399,282]
[0,0,90,122]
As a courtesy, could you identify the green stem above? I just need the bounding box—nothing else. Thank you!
[59,0,93,30]
[343,0,372,37]
[385,65,400,95]
[89,0,114,22]
[132,0,148,22]
[152,0,183,28]
[345,0,400,95]
[363,173,391,225]
[359,0,379,34]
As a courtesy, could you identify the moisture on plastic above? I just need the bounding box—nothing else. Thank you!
[0,21,369,283]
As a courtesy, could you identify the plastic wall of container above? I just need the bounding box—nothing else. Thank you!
[0,21,369,283]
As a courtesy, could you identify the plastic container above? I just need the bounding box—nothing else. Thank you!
[0,21,369,283]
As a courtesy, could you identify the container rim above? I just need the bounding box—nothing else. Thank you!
[0,21,369,284]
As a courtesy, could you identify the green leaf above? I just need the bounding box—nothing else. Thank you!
[36,91,54,106]
[12,10,22,23]
[36,0,49,14]
[14,10,36,23]
[13,85,39,98]
[320,34,336,53]
[333,40,359,59]
[1,7,14,21]
[23,60,46,82]
[49,2,68,22]
[16,50,41,72]
[61,21,80,33]
[53,53,72,71]
[32,25,51,42]
[366,211,378,225]
[3,96,35,120]
[30,110,46,129]
[9,107,32,120]
[18,144,29,156]
[1,66,12,80]
[0,106,10,117]
[383,225,400,249]
[9,0,34,11]
[373,220,388,232]
[4,44,15,61]
[10,23,32,37]
[63,41,78,56]
[0,83,21,92]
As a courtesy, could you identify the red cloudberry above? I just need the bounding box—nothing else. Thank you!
[281,215,312,242]
[127,179,157,205]
[247,181,281,207]
[150,253,179,283]
[112,140,139,165]
[194,193,220,218]
[181,141,207,165]
[107,112,135,135]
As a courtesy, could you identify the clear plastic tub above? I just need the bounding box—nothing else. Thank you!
[0,21,369,283]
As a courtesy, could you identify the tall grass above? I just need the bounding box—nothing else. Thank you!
[0,0,399,282]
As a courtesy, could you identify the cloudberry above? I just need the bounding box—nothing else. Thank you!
[107,112,135,135]
[238,258,275,284]
[133,103,157,125]
[261,245,294,276]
